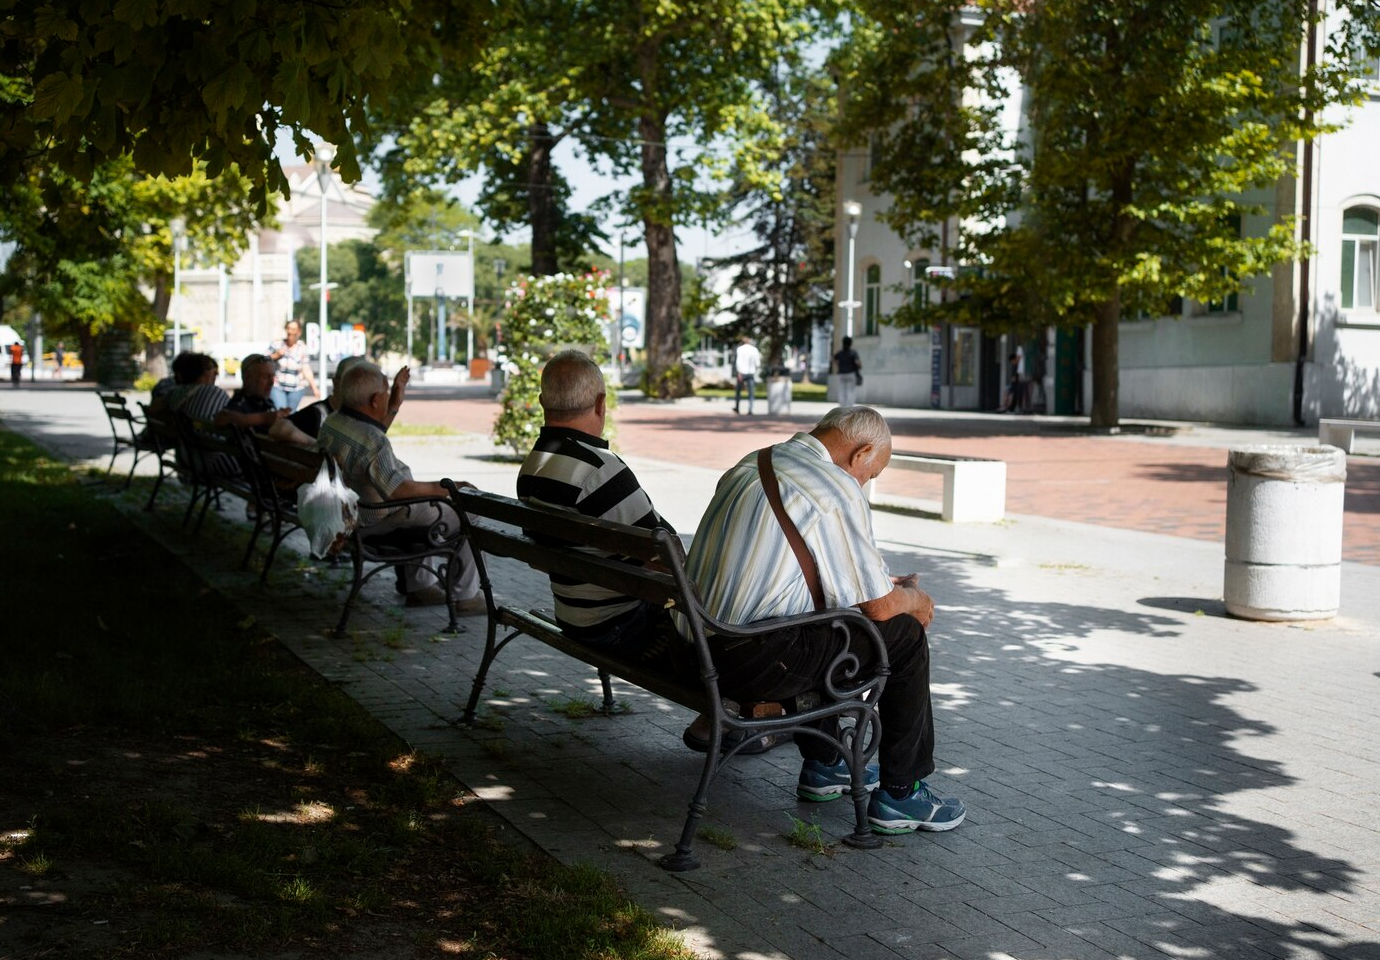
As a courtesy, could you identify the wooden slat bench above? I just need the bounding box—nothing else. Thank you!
[866,452,1007,522]
[97,391,160,488]
[444,483,890,871]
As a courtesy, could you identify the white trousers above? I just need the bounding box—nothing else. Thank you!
[360,500,480,599]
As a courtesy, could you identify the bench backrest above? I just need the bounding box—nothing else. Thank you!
[140,403,177,450]
[448,486,701,617]
[446,483,892,729]
[98,391,138,436]
[252,434,325,492]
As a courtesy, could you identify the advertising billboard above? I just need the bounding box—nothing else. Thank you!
[610,287,646,350]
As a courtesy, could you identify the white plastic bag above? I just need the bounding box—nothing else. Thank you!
[297,459,359,559]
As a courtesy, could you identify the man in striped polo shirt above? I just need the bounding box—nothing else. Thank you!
[516,350,675,649]
[686,405,965,834]
[518,351,786,756]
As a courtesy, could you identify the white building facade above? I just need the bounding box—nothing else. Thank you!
[836,9,1380,426]
[174,163,376,355]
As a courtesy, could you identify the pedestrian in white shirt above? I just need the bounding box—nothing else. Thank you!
[734,336,763,415]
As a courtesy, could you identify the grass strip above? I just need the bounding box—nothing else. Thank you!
[0,428,696,960]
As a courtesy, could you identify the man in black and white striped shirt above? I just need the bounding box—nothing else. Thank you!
[516,350,675,649]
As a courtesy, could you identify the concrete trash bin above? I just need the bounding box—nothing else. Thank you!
[767,375,791,415]
[1224,444,1346,621]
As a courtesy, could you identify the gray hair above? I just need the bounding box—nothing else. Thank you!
[815,405,891,449]
[540,349,606,414]
[338,360,388,410]
[241,353,275,377]
[332,354,367,386]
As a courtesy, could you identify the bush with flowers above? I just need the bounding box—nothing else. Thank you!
[493,270,614,455]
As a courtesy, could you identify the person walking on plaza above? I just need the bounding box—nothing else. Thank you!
[267,319,320,411]
[318,361,483,611]
[733,335,762,415]
[8,341,23,387]
[52,342,65,379]
[999,351,1024,413]
[832,336,861,407]
[684,405,965,834]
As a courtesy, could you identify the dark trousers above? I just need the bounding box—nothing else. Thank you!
[713,614,934,785]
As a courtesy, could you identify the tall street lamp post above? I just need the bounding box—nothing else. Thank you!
[458,229,477,368]
[315,142,335,395]
[840,200,862,338]
[491,255,506,377]
[170,217,187,360]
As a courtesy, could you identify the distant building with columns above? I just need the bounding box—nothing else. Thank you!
[176,163,376,355]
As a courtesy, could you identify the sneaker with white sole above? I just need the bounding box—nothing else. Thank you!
[867,780,965,833]
[796,758,880,802]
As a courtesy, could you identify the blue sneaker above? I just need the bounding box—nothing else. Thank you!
[868,781,965,833]
[796,758,880,802]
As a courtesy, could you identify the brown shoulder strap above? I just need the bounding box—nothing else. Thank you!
[757,446,825,612]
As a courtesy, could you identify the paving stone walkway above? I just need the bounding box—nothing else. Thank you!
[5,383,1380,960]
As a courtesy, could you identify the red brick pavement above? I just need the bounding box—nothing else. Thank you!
[402,392,1380,566]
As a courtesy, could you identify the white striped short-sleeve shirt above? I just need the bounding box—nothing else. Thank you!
[686,432,893,626]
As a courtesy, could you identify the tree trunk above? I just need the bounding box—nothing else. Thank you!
[638,109,686,398]
[1090,298,1120,429]
[144,273,171,380]
[528,123,559,276]
[77,326,97,382]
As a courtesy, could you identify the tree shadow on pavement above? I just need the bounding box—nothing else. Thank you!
[1137,596,1231,618]
[0,406,114,464]
[845,545,1380,960]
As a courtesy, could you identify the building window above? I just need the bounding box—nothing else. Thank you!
[1342,206,1380,311]
[908,259,932,332]
[1209,15,1240,50]
[1206,215,1242,314]
[1206,285,1239,315]
[866,134,884,181]
[863,264,881,336]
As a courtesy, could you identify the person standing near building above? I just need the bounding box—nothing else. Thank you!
[267,319,320,411]
[832,336,861,407]
[999,350,1023,414]
[734,335,762,415]
[8,341,23,387]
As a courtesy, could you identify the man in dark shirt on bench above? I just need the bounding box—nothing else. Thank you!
[517,350,675,651]
[517,350,783,755]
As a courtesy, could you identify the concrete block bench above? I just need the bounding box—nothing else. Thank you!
[867,452,1007,522]
[1318,418,1380,454]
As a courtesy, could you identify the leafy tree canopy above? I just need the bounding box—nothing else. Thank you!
[703,65,838,367]
[837,0,1380,426]
[0,0,488,210]
[1,157,262,353]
